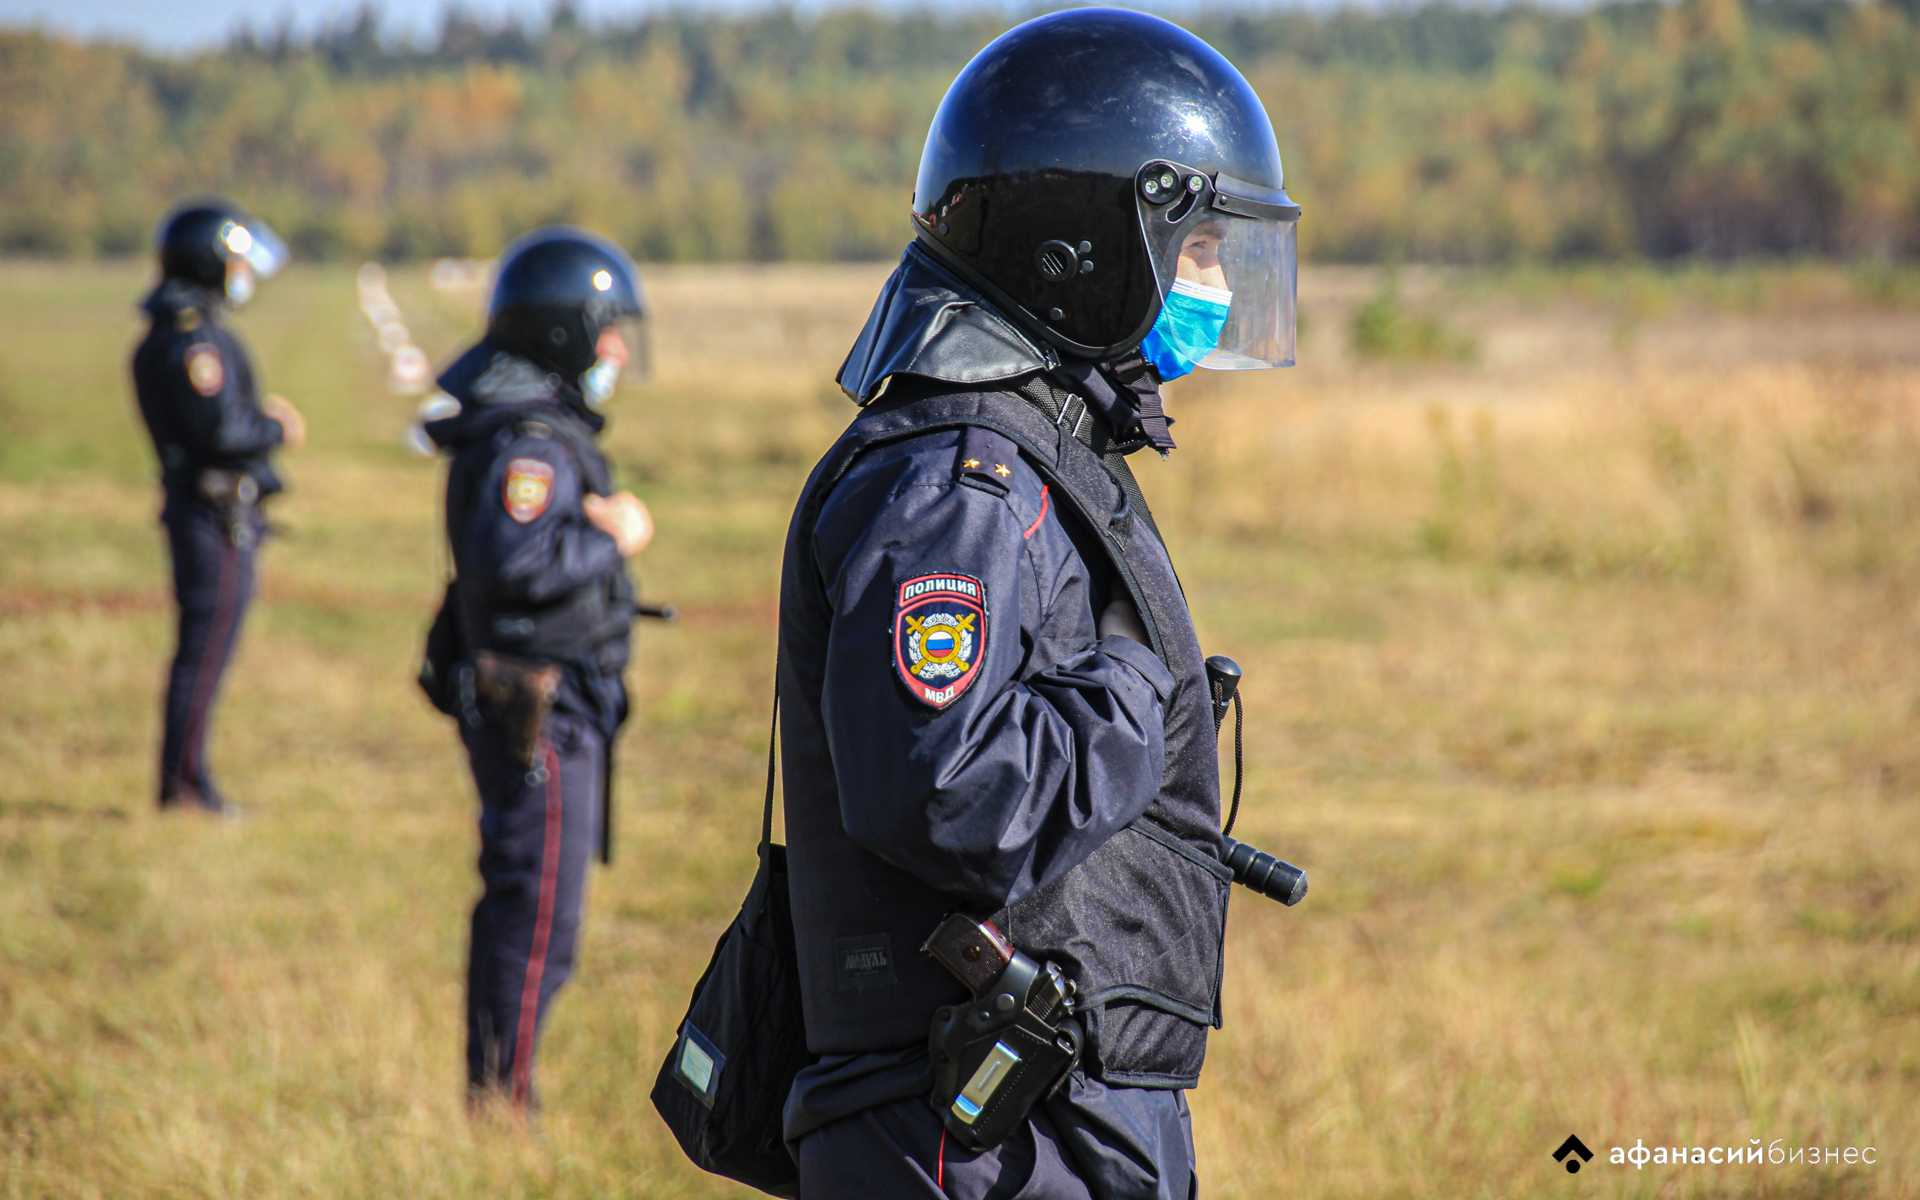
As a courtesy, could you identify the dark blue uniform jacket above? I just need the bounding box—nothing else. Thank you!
[806,429,1173,909]
[424,341,634,738]
[132,280,284,498]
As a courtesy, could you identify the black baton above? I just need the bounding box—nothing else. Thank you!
[1204,655,1309,907]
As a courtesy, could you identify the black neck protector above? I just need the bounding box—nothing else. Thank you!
[837,243,1175,455]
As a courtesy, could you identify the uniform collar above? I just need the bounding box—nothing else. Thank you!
[425,339,603,450]
[142,278,223,321]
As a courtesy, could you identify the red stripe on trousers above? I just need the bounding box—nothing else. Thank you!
[512,738,564,1110]
[178,533,238,790]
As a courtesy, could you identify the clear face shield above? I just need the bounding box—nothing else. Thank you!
[219,217,288,307]
[1136,164,1300,379]
[581,313,651,408]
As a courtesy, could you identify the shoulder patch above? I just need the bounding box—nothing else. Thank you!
[503,457,556,523]
[893,573,987,709]
[955,426,1020,496]
[184,344,224,396]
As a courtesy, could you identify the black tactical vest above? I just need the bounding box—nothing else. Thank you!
[779,378,1231,1088]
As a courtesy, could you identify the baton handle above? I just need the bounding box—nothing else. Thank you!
[1223,836,1308,906]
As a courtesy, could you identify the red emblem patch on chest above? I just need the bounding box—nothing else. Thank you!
[893,573,988,709]
[184,344,225,396]
[503,457,556,523]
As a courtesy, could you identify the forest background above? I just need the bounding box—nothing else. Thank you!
[3,0,1920,267]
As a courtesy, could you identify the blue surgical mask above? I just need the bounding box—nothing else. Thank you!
[1140,278,1232,382]
[225,263,256,308]
[581,357,620,408]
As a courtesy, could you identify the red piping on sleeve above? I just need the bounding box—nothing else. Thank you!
[1022,485,1051,540]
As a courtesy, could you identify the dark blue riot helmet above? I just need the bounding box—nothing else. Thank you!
[487,227,648,394]
[155,197,288,307]
[913,9,1300,371]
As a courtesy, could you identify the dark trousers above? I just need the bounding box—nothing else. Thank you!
[462,710,602,1109]
[798,1086,1196,1200]
[158,497,259,810]
[795,1094,1180,1200]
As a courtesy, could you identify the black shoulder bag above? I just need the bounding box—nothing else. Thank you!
[651,697,811,1197]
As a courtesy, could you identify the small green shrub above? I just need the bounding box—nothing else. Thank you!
[1350,275,1480,363]
[1850,262,1920,309]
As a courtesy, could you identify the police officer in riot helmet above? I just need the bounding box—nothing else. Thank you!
[777,10,1300,1194]
[417,226,653,1112]
[133,197,304,816]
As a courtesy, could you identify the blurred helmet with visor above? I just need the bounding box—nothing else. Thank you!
[486,226,650,400]
[155,196,289,307]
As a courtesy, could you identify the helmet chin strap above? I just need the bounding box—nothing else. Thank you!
[1048,353,1177,456]
[1105,352,1176,454]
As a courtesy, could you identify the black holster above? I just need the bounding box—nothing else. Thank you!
[470,649,561,767]
[927,949,1083,1151]
[195,468,260,550]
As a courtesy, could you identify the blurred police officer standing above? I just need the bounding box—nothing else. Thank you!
[133,198,304,816]
[776,11,1303,1196]
[417,228,653,1113]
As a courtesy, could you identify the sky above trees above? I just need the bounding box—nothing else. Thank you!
[9,0,1043,52]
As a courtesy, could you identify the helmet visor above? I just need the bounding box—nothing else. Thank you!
[598,313,652,383]
[221,217,289,279]
[1195,214,1296,370]
[581,313,653,407]
[1139,166,1299,370]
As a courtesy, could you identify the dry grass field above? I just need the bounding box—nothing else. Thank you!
[1,257,1917,1199]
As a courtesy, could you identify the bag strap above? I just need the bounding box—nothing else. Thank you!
[759,692,779,855]
[741,689,782,932]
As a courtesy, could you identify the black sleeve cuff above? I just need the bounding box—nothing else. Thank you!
[1099,633,1176,701]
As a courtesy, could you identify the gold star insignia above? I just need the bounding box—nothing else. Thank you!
[994,463,1011,477]
[963,458,981,469]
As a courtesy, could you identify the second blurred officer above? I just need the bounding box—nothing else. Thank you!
[418,228,653,1113]
[133,197,303,816]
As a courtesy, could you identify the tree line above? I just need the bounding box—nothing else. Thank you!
[1,0,1915,264]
